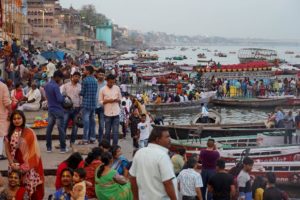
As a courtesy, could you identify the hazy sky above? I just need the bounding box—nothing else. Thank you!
[60,0,300,40]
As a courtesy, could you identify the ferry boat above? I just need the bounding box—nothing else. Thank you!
[238,48,278,63]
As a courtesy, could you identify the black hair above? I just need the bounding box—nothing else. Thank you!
[243,157,254,166]
[74,168,86,179]
[111,145,121,158]
[186,157,198,169]
[48,59,52,62]
[7,110,26,141]
[121,101,126,106]
[60,167,74,177]
[85,147,103,167]
[148,127,169,143]
[15,83,22,89]
[97,152,112,178]
[99,139,111,150]
[140,113,146,118]
[208,138,215,143]
[106,74,115,80]
[72,72,81,77]
[266,172,277,184]
[252,176,267,198]
[64,152,83,170]
[53,70,64,79]
[97,68,105,74]
[178,148,186,156]
[8,169,22,180]
[216,159,226,169]
[85,66,94,74]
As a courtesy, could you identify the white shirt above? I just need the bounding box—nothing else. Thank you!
[120,84,127,93]
[178,168,203,196]
[121,97,132,113]
[188,83,195,91]
[99,85,122,116]
[26,88,41,108]
[201,106,208,117]
[179,95,184,102]
[138,122,150,140]
[129,143,178,200]
[47,62,56,78]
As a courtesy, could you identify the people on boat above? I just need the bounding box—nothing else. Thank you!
[265,112,276,128]
[200,103,209,123]
[283,111,295,144]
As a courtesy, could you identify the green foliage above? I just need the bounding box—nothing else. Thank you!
[79,4,108,26]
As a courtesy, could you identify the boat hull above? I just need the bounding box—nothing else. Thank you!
[212,98,288,108]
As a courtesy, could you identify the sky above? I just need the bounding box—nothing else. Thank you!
[60,0,300,40]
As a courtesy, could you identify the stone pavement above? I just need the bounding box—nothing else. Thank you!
[0,110,135,199]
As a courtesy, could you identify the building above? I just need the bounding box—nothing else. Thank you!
[96,21,112,47]
[27,0,61,41]
[58,6,82,35]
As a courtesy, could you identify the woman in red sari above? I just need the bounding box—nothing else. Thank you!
[4,110,45,200]
[10,83,24,111]
[0,170,28,200]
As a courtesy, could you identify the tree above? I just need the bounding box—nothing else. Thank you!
[79,4,108,26]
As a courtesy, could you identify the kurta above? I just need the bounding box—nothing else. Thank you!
[0,82,11,137]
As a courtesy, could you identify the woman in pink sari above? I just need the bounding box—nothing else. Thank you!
[4,110,45,200]
[11,83,24,111]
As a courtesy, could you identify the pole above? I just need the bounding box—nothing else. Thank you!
[42,10,44,41]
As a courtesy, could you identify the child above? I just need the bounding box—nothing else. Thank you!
[237,157,254,200]
[119,101,128,138]
[71,168,86,200]
[128,108,140,148]
[137,114,150,148]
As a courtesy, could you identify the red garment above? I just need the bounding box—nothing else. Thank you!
[55,160,85,189]
[15,187,26,200]
[84,160,102,198]
[11,89,24,110]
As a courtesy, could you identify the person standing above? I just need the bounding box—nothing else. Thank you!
[295,110,300,144]
[263,172,288,200]
[237,157,254,200]
[0,81,11,160]
[45,70,67,153]
[177,157,203,200]
[199,139,220,200]
[79,66,98,144]
[171,148,186,176]
[200,103,209,123]
[99,74,122,145]
[95,69,106,144]
[283,111,295,144]
[46,59,56,81]
[62,72,81,146]
[208,159,236,200]
[129,127,178,200]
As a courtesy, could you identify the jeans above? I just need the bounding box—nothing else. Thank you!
[46,111,66,150]
[139,139,148,148]
[95,107,105,143]
[284,129,293,144]
[82,108,96,142]
[104,115,120,145]
[201,169,215,200]
[63,107,80,144]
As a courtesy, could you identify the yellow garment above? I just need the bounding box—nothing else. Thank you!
[254,188,264,200]
[171,154,185,174]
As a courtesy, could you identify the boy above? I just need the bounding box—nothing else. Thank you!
[137,114,150,148]
[237,157,254,200]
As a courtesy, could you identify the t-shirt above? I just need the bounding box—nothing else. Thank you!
[199,149,220,170]
[263,187,285,200]
[177,168,203,197]
[138,122,149,140]
[208,172,234,200]
[237,170,252,200]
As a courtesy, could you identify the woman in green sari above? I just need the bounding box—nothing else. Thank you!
[95,152,133,200]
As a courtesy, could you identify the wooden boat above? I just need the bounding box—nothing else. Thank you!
[170,131,287,152]
[211,98,288,108]
[191,110,222,125]
[146,97,211,112]
[226,161,300,186]
[156,123,290,140]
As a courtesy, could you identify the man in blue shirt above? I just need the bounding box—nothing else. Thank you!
[79,66,98,144]
[45,70,67,153]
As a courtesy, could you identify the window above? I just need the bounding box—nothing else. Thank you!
[274,166,288,171]
[290,166,300,171]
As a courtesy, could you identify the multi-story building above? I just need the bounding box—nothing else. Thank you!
[27,0,61,40]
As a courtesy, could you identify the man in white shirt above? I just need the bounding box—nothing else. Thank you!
[99,74,122,145]
[46,59,56,81]
[201,103,209,123]
[188,81,196,92]
[18,82,41,111]
[129,127,178,200]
